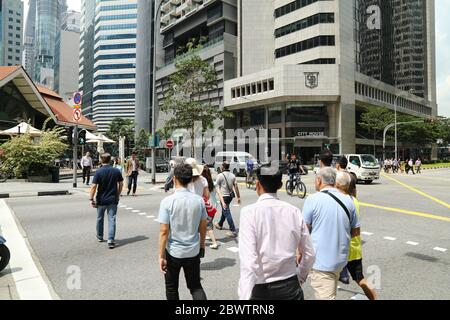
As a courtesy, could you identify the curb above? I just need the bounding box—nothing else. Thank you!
[0,190,70,199]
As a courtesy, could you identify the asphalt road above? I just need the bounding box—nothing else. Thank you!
[4,168,450,300]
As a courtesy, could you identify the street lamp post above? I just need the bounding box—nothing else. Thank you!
[393,88,414,160]
[151,0,163,185]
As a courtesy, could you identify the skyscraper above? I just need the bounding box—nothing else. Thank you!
[23,0,36,76]
[91,0,138,132]
[33,0,67,89]
[222,0,437,159]
[140,0,238,132]
[79,0,96,119]
[54,10,81,101]
[0,0,23,66]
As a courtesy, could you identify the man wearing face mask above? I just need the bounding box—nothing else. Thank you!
[238,164,315,300]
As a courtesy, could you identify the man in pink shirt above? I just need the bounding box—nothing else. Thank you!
[238,164,315,300]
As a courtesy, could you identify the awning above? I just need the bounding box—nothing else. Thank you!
[0,121,43,136]
[0,66,96,131]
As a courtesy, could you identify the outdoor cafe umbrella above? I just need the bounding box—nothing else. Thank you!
[0,122,43,137]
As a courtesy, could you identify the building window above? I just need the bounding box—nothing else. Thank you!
[275,13,334,38]
[275,0,331,18]
[231,88,236,99]
[257,82,262,93]
[275,36,335,59]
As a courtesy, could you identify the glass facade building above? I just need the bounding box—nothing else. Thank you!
[23,0,36,76]
[89,0,138,132]
[0,0,23,66]
[33,0,67,89]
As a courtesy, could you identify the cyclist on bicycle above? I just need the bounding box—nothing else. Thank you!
[246,157,255,184]
[287,154,305,192]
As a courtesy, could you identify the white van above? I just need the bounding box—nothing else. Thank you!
[214,152,257,176]
[345,154,380,184]
[313,154,380,184]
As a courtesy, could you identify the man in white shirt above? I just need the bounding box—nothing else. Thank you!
[238,165,315,300]
[81,152,93,185]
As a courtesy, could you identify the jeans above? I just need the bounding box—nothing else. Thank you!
[251,276,304,300]
[82,166,91,184]
[218,196,236,233]
[96,204,118,241]
[164,250,207,301]
[128,171,138,193]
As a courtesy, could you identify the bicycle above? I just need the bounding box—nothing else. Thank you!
[285,173,307,199]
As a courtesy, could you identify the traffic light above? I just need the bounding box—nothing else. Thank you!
[65,127,73,146]
[78,130,87,146]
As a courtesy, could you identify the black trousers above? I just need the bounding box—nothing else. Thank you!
[164,250,207,301]
[82,166,91,184]
[127,171,138,193]
[251,276,304,300]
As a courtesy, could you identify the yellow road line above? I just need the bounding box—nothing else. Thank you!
[382,174,450,210]
[239,182,450,222]
[359,202,450,222]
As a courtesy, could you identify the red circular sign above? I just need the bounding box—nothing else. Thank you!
[73,109,82,122]
[166,140,174,149]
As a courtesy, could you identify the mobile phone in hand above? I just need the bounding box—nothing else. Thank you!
[199,248,205,258]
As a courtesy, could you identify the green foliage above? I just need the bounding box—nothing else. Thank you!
[396,114,438,147]
[0,121,67,178]
[106,118,135,143]
[359,106,394,155]
[135,128,149,161]
[161,53,233,155]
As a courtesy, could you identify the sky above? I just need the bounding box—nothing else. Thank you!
[21,0,450,117]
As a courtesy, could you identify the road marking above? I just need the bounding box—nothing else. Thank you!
[382,174,450,210]
[359,202,450,223]
[138,212,146,216]
[384,236,397,241]
[0,200,53,300]
[125,207,133,210]
[132,210,140,213]
[361,232,374,236]
[433,247,447,253]
[146,215,155,219]
[154,219,160,222]
[406,241,419,246]
[227,247,239,253]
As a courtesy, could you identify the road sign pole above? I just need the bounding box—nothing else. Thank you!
[73,125,78,188]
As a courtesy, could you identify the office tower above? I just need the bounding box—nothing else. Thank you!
[223,0,436,159]
[23,0,36,75]
[0,0,23,66]
[54,10,81,101]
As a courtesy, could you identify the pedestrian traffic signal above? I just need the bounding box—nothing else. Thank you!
[78,130,87,146]
[65,127,73,145]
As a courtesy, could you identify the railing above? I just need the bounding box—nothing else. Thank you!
[156,35,224,71]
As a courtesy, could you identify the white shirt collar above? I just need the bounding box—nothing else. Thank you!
[257,193,279,202]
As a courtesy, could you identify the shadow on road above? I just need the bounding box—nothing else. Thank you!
[117,235,149,248]
[201,258,236,271]
[0,267,22,278]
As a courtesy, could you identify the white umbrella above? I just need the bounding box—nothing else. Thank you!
[87,133,115,144]
[0,122,43,137]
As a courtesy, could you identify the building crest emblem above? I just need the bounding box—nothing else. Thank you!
[304,72,319,89]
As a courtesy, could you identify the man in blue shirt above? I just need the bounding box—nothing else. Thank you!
[302,167,360,300]
[90,153,124,249]
[158,164,208,300]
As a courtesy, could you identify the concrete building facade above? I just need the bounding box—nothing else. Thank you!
[91,0,138,132]
[54,10,81,102]
[0,0,23,66]
[153,0,238,130]
[223,0,437,163]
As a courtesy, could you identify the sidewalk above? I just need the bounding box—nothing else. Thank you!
[0,170,168,198]
[0,267,19,300]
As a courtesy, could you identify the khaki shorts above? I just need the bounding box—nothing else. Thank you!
[310,269,340,300]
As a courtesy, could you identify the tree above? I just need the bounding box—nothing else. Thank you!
[161,53,232,156]
[135,128,149,162]
[106,118,135,143]
[396,114,438,147]
[0,120,67,178]
[359,106,394,156]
